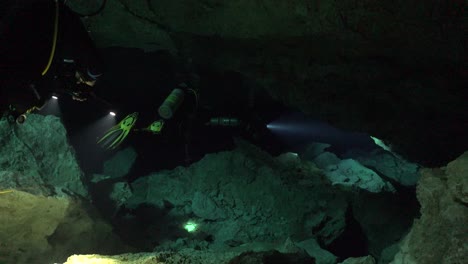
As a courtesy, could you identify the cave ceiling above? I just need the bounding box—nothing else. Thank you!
[69,0,467,165]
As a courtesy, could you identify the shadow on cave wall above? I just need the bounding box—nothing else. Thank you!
[325,206,369,262]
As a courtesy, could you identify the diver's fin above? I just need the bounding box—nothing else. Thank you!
[97,112,139,150]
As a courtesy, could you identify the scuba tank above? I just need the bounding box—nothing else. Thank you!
[158,88,185,119]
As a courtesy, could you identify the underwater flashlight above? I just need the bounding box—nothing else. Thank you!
[184,220,198,233]
[266,123,285,130]
[206,117,241,127]
[16,114,27,124]
[109,111,116,116]
[52,95,58,99]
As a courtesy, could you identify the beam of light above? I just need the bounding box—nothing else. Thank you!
[51,95,58,99]
[109,111,116,116]
[266,112,363,151]
[266,123,287,130]
[38,97,62,117]
[266,120,320,135]
[72,113,117,144]
[267,112,380,154]
[69,112,118,171]
[266,122,294,131]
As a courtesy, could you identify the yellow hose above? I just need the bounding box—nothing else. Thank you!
[41,0,59,76]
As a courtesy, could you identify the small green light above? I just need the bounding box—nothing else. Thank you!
[184,220,198,233]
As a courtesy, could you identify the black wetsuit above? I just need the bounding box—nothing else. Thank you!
[0,0,102,114]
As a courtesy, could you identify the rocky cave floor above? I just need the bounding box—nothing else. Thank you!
[0,114,467,264]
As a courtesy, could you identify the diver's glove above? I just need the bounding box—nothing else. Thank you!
[97,112,139,150]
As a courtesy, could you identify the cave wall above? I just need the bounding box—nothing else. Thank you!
[391,151,468,263]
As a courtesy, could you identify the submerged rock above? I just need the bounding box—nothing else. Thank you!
[391,152,468,264]
[122,140,347,253]
[343,149,420,186]
[339,256,376,264]
[0,190,128,264]
[297,238,337,264]
[0,115,87,197]
[228,250,315,264]
[313,151,395,193]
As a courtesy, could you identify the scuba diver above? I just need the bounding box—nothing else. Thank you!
[95,65,284,161]
[0,0,103,124]
[96,81,199,150]
[95,78,282,170]
[96,90,173,149]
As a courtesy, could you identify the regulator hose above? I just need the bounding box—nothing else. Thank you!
[41,0,59,76]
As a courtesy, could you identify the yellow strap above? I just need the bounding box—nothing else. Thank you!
[41,0,59,76]
[0,190,14,194]
[25,106,40,114]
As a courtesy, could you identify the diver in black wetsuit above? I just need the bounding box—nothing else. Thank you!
[0,0,103,123]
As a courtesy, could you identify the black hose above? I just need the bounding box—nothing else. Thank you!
[66,0,107,18]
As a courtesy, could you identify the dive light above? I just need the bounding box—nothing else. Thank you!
[206,117,241,127]
[16,114,27,124]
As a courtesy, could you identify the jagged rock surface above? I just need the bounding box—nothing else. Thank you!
[391,152,468,264]
[308,144,420,188]
[312,151,395,193]
[65,251,379,264]
[121,140,345,257]
[343,149,420,186]
[0,115,87,196]
[0,190,128,264]
[339,256,376,264]
[64,249,314,264]
[297,238,337,264]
